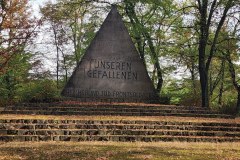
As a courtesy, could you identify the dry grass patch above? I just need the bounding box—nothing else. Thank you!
[0,141,240,160]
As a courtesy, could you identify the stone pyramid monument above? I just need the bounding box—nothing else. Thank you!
[62,5,159,103]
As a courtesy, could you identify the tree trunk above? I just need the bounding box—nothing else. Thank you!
[237,92,240,114]
[218,62,225,106]
[71,12,79,65]
[199,69,209,108]
[198,30,209,107]
[60,49,68,83]
[218,81,224,106]
[53,25,60,88]
[190,56,197,97]
[198,0,209,108]
[63,56,68,83]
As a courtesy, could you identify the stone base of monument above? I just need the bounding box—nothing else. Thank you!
[0,117,240,142]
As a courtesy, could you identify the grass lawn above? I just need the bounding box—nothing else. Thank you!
[0,141,240,160]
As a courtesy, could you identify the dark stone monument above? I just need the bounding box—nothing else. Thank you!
[61,5,159,103]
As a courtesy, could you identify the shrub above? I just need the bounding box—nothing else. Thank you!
[210,92,237,115]
[159,95,171,105]
[16,79,61,103]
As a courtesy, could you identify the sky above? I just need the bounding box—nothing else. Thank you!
[29,0,52,17]
[27,0,58,74]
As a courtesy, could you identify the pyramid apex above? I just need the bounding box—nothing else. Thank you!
[109,4,119,14]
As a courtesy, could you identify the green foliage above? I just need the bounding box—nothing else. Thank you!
[0,77,61,106]
[210,90,237,115]
[0,52,31,106]
[0,51,61,106]
[214,101,237,115]
[18,79,61,103]
[161,79,201,106]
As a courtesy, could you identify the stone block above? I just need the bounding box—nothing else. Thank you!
[0,130,7,135]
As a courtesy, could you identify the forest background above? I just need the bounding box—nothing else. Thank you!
[0,0,240,114]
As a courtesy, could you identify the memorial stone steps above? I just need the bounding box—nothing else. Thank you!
[0,102,237,142]
[0,102,233,118]
[0,119,240,142]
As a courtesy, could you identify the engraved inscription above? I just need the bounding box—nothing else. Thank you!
[84,59,138,81]
[65,88,156,99]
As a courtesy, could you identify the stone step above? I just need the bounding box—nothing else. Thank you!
[4,107,212,113]
[1,123,240,131]
[1,129,240,137]
[12,104,209,111]
[1,120,240,134]
[15,103,207,110]
[1,119,239,127]
[1,135,240,142]
[1,110,232,118]
[4,102,233,119]
[1,109,218,117]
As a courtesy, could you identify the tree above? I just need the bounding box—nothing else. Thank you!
[40,0,101,83]
[196,0,237,108]
[0,0,41,106]
[219,20,240,113]
[40,2,70,87]
[0,50,32,105]
[123,0,177,93]
[170,18,199,99]
[0,0,38,73]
